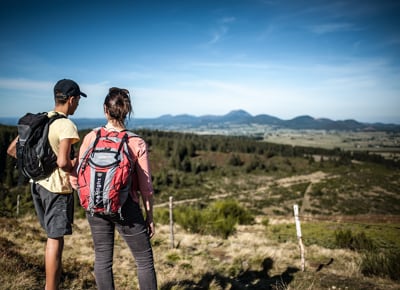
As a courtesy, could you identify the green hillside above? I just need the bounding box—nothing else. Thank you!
[1,125,399,289]
[1,125,399,217]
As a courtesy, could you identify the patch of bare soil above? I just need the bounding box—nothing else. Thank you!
[275,171,333,187]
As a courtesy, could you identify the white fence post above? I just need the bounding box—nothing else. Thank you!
[169,196,175,249]
[293,204,305,271]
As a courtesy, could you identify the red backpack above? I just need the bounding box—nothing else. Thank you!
[77,127,137,218]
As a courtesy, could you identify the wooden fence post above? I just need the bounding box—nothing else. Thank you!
[16,194,20,217]
[169,196,175,249]
[293,204,305,271]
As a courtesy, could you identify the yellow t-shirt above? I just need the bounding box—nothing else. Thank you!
[37,111,80,193]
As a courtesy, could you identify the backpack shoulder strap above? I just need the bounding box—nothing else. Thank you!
[91,127,105,149]
[123,130,139,138]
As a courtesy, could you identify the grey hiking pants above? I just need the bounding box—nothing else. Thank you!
[86,198,157,290]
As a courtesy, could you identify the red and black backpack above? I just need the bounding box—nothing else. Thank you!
[76,127,137,219]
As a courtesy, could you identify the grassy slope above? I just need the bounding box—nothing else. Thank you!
[1,129,400,289]
[1,207,399,289]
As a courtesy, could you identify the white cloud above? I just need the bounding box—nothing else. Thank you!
[308,22,358,34]
[208,26,228,44]
[207,16,236,45]
[220,16,236,24]
[0,78,52,91]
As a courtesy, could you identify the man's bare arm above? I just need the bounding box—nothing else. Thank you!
[57,138,76,173]
[7,136,18,159]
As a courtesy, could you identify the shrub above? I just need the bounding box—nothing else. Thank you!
[174,206,205,234]
[227,154,244,166]
[173,200,254,239]
[361,249,400,281]
[261,217,269,228]
[206,215,237,239]
[208,199,254,225]
[153,207,170,225]
[334,229,375,251]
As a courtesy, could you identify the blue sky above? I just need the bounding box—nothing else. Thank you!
[0,0,399,124]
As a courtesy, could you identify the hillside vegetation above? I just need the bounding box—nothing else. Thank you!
[0,125,399,289]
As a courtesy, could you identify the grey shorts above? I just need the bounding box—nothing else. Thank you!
[31,183,74,238]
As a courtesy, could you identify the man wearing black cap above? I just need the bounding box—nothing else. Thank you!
[7,78,86,290]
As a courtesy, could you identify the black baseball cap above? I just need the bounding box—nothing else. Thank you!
[54,79,87,98]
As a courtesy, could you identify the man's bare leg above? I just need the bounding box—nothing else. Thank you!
[45,237,64,290]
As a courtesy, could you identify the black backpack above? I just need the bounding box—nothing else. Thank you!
[16,112,66,181]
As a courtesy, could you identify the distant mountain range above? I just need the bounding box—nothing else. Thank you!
[131,110,400,132]
[1,110,399,132]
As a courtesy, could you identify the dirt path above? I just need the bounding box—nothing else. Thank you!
[275,171,330,187]
[273,171,339,214]
[300,183,313,215]
[155,171,336,209]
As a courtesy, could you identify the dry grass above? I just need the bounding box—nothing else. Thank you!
[1,215,399,290]
[1,163,399,289]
